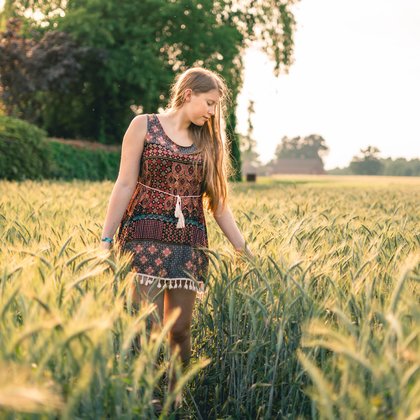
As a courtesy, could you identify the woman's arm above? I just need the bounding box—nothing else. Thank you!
[99,115,148,248]
[213,202,254,258]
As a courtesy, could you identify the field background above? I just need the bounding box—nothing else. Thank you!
[0,175,419,419]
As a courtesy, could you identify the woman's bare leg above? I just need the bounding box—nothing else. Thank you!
[130,278,165,414]
[130,277,165,349]
[164,287,197,408]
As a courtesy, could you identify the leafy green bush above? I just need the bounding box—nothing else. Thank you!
[0,115,120,181]
[0,115,52,180]
[47,141,120,181]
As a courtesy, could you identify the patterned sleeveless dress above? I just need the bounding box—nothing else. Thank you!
[116,113,209,296]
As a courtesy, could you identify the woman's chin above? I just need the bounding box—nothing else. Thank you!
[191,117,208,127]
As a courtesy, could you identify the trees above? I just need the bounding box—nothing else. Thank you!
[349,146,384,175]
[274,134,329,160]
[329,153,420,177]
[240,100,261,170]
[262,134,328,175]
[0,18,101,134]
[0,0,299,180]
[267,134,329,174]
[381,157,420,176]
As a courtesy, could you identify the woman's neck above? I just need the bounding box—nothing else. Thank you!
[164,108,193,131]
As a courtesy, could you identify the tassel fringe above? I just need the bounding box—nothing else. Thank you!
[134,272,205,294]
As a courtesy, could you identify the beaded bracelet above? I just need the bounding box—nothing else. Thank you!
[101,236,114,243]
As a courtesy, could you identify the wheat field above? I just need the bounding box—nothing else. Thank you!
[0,175,419,419]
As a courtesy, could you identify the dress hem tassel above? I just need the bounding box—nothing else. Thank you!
[134,272,205,294]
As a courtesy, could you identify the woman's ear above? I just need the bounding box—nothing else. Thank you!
[184,88,192,103]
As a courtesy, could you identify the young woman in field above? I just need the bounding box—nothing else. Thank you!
[99,66,253,412]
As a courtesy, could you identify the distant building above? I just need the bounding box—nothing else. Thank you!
[266,158,325,175]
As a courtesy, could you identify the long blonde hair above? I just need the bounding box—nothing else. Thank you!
[165,67,233,215]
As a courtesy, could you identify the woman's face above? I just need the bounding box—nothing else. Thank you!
[185,89,220,125]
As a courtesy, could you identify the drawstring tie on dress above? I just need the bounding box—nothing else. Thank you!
[139,182,201,228]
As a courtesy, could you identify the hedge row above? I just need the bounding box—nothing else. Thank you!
[0,116,120,181]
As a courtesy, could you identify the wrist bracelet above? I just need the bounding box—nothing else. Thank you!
[101,236,114,243]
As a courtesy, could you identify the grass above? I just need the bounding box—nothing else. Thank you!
[0,174,419,419]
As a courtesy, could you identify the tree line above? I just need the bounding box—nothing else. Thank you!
[240,101,419,176]
[331,147,420,177]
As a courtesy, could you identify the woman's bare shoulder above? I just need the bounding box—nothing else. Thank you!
[130,114,148,136]
[117,114,149,187]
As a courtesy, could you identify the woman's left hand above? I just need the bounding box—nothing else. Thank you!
[235,244,255,261]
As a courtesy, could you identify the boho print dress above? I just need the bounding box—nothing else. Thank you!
[116,113,209,296]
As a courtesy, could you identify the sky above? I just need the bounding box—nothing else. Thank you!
[236,0,420,169]
[1,1,419,170]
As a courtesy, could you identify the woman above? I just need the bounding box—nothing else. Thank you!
[99,66,253,412]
